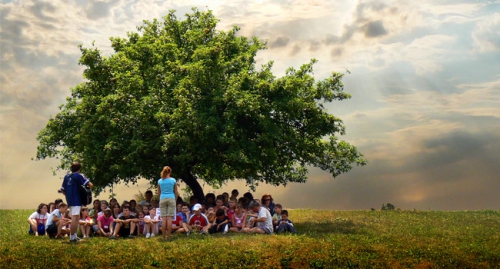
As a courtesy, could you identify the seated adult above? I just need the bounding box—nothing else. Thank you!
[261,193,276,216]
[45,203,71,238]
[110,206,136,239]
[243,200,273,234]
[27,203,49,236]
[96,208,114,237]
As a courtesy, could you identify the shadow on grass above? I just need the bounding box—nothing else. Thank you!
[295,218,362,236]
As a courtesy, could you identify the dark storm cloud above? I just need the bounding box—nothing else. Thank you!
[415,125,500,172]
[364,20,387,37]
[280,125,500,210]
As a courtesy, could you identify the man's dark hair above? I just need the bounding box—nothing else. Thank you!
[145,190,153,195]
[281,210,289,216]
[122,206,130,211]
[70,162,81,173]
[243,192,254,201]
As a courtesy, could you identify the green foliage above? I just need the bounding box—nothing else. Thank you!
[35,8,366,199]
[382,203,396,210]
[1,209,500,268]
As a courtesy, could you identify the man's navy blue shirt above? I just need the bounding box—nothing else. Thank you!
[61,172,89,206]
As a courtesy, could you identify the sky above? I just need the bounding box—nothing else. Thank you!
[1,0,499,211]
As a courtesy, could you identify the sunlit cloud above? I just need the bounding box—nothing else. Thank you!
[1,0,499,210]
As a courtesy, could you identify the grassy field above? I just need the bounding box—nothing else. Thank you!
[1,209,499,268]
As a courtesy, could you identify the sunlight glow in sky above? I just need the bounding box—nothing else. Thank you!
[1,0,499,210]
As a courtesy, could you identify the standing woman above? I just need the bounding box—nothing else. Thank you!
[157,166,179,240]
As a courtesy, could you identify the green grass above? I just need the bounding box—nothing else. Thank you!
[1,209,499,268]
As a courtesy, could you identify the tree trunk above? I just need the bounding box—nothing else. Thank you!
[181,171,205,204]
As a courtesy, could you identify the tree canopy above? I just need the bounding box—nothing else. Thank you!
[36,9,367,201]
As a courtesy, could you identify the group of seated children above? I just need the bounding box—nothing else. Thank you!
[27,189,296,239]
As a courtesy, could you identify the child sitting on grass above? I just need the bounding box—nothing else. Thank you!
[45,203,71,238]
[229,204,246,233]
[144,207,160,238]
[208,208,229,234]
[188,204,209,233]
[28,203,49,236]
[79,207,93,238]
[136,211,146,236]
[110,206,137,239]
[272,204,283,231]
[276,210,296,234]
[96,208,114,237]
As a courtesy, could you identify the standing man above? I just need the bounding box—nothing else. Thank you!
[61,162,93,243]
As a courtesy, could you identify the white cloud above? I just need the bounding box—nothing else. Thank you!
[472,13,500,52]
[404,35,458,75]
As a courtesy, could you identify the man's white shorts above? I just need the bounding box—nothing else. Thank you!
[70,206,81,216]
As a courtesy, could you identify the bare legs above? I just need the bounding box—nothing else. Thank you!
[161,216,173,240]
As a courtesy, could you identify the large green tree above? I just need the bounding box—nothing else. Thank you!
[36,9,366,201]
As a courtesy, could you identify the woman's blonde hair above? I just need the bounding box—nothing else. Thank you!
[161,166,172,178]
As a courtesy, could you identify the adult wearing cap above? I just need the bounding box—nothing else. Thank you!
[61,162,93,243]
[97,207,114,237]
[157,166,179,240]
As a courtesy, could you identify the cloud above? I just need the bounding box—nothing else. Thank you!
[270,36,290,48]
[364,20,387,37]
[1,0,500,211]
[472,13,500,52]
[86,1,111,20]
[288,44,300,56]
